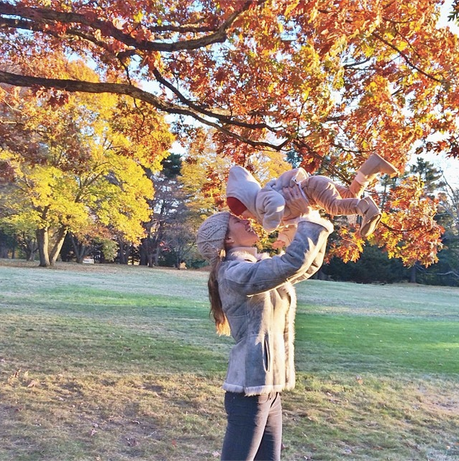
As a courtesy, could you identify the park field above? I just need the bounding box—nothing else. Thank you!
[0,260,458,461]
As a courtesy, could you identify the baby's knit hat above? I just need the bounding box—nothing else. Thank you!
[196,212,231,262]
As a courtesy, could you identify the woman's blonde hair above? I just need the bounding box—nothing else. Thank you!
[208,250,231,336]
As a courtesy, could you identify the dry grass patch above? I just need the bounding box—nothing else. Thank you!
[1,370,226,461]
[282,374,459,460]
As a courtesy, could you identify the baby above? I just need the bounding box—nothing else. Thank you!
[226,153,398,247]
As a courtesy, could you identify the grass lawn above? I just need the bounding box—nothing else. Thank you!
[0,259,458,460]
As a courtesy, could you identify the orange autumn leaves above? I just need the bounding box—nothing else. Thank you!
[1,0,458,266]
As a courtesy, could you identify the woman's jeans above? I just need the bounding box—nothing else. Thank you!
[221,391,282,461]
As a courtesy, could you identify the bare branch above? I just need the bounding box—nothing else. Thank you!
[343,57,373,69]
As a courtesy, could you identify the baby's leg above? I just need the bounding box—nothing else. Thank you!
[303,176,360,216]
[349,153,399,197]
[303,176,381,237]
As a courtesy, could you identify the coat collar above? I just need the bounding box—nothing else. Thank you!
[227,246,260,262]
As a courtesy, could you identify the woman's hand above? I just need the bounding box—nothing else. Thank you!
[282,185,311,219]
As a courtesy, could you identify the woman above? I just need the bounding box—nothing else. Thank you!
[196,186,333,461]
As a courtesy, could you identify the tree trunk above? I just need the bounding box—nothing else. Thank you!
[36,226,68,266]
[117,241,130,264]
[0,244,8,258]
[49,227,68,265]
[139,239,148,266]
[70,234,89,263]
[24,247,34,261]
[36,227,51,267]
[409,264,418,283]
[140,238,155,267]
[154,245,161,266]
[25,238,38,261]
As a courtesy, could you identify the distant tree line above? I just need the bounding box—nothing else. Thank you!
[2,147,458,285]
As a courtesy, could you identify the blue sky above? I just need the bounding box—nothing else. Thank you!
[423,1,459,189]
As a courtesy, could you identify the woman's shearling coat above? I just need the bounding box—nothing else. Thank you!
[217,219,331,396]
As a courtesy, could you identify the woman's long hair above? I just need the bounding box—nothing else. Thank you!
[208,250,231,336]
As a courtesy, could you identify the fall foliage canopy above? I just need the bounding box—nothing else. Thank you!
[0,61,174,266]
[1,0,458,266]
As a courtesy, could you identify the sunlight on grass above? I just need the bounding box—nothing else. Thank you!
[295,314,458,374]
[0,262,458,460]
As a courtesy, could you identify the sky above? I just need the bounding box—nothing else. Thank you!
[424,1,459,189]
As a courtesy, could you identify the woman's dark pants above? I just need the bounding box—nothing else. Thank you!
[221,391,282,461]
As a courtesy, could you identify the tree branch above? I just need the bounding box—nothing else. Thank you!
[372,32,444,84]
[151,67,270,130]
[0,1,254,52]
[0,16,112,53]
[0,70,285,150]
[343,57,373,69]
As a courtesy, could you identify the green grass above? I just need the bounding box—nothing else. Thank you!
[0,260,458,460]
[296,314,458,374]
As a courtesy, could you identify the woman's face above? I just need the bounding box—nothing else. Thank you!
[226,215,259,248]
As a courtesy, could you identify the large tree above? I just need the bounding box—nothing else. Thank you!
[1,0,458,266]
[0,63,174,266]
